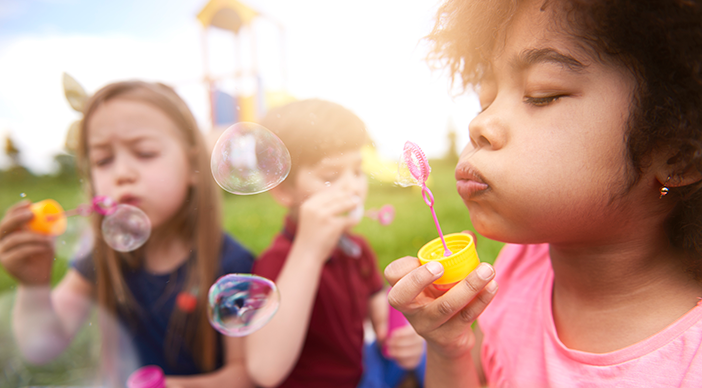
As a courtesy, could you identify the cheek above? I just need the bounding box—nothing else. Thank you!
[91,169,112,196]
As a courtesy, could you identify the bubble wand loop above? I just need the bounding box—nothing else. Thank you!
[402,141,452,257]
[45,195,117,222]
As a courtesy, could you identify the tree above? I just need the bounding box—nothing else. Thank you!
[444,118,459,163]
[4,133,20,167]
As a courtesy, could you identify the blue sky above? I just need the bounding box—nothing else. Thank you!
[0,0,193,38]
[0,0,480,173]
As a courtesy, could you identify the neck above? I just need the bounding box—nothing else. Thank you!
[143,226,192,274]
[549,228,702,352]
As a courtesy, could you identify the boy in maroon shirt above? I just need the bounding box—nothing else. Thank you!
[245,99,424,388]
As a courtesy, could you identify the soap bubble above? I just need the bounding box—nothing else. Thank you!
[56,216,94,261]
[208,274,280,337]
[101,204,151,252]
[211,122,291,195]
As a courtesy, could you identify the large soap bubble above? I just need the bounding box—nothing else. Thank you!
[208,274,280,337]
[211,122,291,195]
[101,204,151,252]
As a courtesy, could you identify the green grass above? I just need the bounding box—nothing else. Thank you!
[0,160,504,385]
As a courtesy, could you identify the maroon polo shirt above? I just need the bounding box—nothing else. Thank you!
[253,216,384,388]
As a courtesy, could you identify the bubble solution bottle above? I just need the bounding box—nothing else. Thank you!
[418,233,480,294]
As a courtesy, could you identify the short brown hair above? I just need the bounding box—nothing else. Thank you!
[259,99,369,180]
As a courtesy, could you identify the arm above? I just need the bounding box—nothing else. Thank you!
[384,256,498,388]
[246,188,360,387]
[13,270,94,363]
[0,201,93,363]
[166,337,253,388]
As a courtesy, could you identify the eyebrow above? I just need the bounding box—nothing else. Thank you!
[512,48,586,72]
[88,136,157,149]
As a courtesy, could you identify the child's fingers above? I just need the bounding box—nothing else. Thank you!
[2,244,53,265]
[461,230,477,245]
[450,282,497,328]
[387,261,444,310]
[423,263,497,328]
[384,256,422,286]
[386,328,425,370]
[0,232,53,253]
[0,202,33,238]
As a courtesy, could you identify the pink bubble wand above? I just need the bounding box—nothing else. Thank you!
[365,204,395,226]
[402,141,452,257]
[45,195,118,221]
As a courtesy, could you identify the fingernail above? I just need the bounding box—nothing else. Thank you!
[476,263,493,280]
[485,280,498,293]
[426,261,443,276]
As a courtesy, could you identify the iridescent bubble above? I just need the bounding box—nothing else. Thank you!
[55,216,94,261]
[19,193,26,198]
[208,274,280,337]
[211,122,291,195]
[101,204,151,252]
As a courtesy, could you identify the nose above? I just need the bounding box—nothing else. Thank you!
[468,101,509,151]
[337,170,365,195]
[113,153,138,186]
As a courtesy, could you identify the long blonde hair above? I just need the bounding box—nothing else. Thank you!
[76,81,222,373]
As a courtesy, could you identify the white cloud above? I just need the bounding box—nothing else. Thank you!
[0,0,480,173]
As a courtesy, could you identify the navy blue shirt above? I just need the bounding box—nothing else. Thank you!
[71,233,254,377]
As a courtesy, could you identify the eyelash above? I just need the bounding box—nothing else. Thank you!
[524,95,564,106]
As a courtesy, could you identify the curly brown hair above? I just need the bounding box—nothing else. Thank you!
[427,0,702,279]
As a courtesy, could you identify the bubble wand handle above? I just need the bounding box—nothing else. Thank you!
[421,185,451,257]
[46,196,117,222]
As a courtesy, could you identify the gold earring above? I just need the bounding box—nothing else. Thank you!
[659,176,671,199]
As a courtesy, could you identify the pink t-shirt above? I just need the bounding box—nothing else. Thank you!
[479,243,702,388]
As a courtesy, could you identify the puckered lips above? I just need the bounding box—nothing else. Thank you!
[118,193,141,207]
[455,162,489,199]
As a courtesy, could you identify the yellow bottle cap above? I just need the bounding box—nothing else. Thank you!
[418,233,480,286]
[28,199,67,236]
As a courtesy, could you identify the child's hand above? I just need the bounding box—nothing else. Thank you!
[0,201,55,285]
[384,324,425,370]
[296,187,361,262]
[384,257,497,360]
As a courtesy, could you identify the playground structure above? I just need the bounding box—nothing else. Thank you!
[197,0,295,129]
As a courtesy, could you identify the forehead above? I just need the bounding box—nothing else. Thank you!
[315,149,362,167]
[488,0,595,71]
[87,98,181,145]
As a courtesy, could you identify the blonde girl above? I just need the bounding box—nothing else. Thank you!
[0,81,254,387]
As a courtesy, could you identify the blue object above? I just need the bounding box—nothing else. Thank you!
[358,340,426,388]
[213,89,239,126]
[71,233,254,379]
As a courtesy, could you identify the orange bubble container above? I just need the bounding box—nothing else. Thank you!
[27,199,67,236]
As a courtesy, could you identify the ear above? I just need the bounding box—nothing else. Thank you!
[270,183,295,207]
[653,149,702,188]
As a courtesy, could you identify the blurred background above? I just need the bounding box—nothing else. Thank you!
[0,0,500,386]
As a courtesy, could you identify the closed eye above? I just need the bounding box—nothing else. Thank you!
[524,95,565,107]
[93,156,113,167]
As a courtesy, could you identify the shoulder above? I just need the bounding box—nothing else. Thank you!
[70,253,97,284]
[252,232,290,280]
[219,233,255,275]
[493,243,550,285]
[347,233,376,261]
